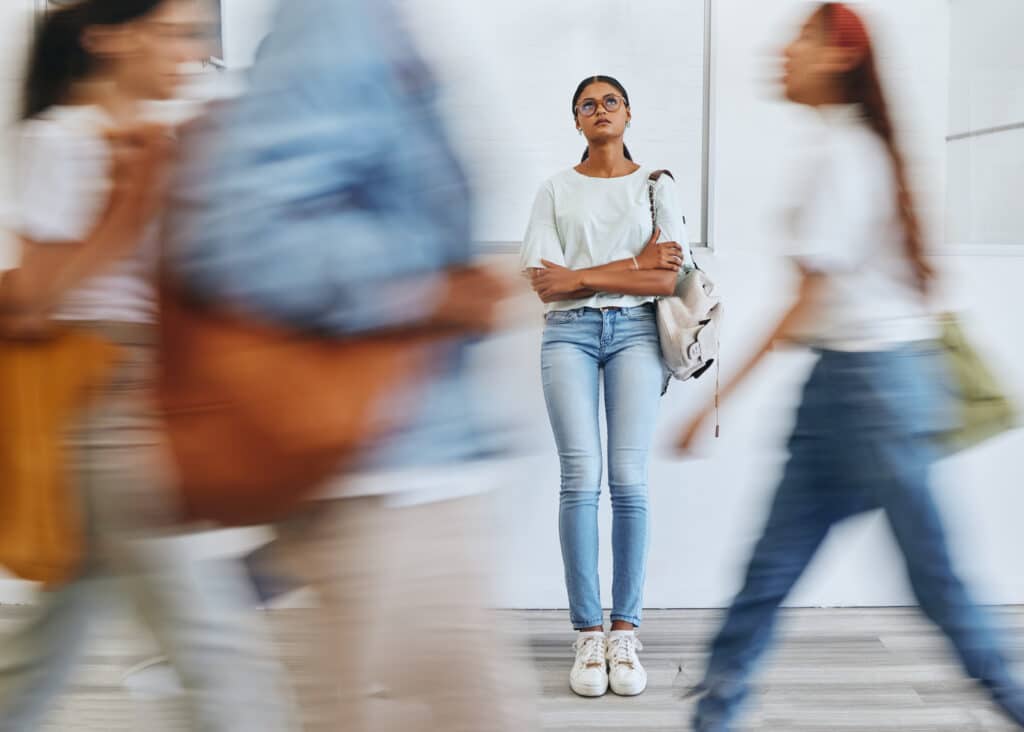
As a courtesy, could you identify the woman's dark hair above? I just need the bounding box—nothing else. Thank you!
[22,0,168,119]
[572,75,633,163]
[819,3,930,291]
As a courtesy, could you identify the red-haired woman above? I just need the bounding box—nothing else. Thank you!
[677,5,1024,730]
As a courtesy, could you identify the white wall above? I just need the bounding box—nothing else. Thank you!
[0,0,39,602]
[946,0,1024,247]
[0,0,34,270]
[219,0,277,69]
[401,0,707,245]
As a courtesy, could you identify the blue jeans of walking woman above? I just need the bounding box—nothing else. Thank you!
[541,304,665,629]
[694,345,1024,731]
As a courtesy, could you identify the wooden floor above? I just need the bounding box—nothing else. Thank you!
[2,606,1022,731]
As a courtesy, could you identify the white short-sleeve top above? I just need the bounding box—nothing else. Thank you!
[520,166,693,312]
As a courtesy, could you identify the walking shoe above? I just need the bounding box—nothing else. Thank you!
[607,630,647,696]
[569,632,609,697]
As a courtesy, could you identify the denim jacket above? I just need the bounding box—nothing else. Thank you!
[168,0,471,334]
[166,0,491,472]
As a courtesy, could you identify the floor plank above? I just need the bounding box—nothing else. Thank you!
[0,606,1020,730]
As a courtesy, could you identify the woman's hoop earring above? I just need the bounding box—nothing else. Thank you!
[577,128,583,135]
[626,121,631,128]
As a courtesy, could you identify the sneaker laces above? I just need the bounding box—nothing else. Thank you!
[609,635,643,668]
[573,636,606,669]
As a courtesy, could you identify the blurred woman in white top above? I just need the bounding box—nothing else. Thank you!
[676,5,1024,731]
[0,3,293,730]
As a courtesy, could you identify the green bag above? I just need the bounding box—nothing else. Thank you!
[936,313,1018,453]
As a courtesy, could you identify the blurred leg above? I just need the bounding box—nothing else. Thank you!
[693,439,838,732]
[118,541,297,731]
[693,357,868,732]
[871,436,1024,726]
[0,581,96,731]
[369,494,540,732]
[82,338,296,730]
[271,496,387,732]
[841,346,1024,725]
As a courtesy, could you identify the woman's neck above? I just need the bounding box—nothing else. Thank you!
[67,79,145,125]
[807,85,851,108]
[576,140,638,178]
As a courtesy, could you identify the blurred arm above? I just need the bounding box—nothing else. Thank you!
[715,269,823,404]
[2,122,166,323]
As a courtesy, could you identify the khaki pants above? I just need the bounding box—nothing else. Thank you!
[272,492,540,732]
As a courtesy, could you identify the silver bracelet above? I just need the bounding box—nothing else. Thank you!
[631,256,639,271]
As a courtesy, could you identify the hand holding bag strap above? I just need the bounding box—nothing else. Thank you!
[647,170,700,272]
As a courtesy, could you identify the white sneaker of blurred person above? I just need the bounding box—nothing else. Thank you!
[606,630,647,696]
[570,632,609,697]
[120,656,183,699]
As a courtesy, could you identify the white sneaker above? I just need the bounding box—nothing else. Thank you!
[606,631,647,696]
[569,632,609,697]
[120,656,183,699]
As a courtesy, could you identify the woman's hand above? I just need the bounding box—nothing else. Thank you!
[105,122,176,239]
[0,310,57,340]
[636,227,684,272]
[431,265,511,334]
[530,260,587,303]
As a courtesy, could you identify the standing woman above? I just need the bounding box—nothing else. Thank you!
[0,2,293,730]
[677,6,1024,731]
[522,75,691,698]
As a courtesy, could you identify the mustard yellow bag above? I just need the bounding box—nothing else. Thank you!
[0,329,117,586]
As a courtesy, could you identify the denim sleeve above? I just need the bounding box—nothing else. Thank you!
[167,0,460,335]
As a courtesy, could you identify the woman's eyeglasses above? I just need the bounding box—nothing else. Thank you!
[575,94,626,117]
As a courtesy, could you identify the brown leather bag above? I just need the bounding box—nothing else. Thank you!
[0,329,118,586]
[157,283,439,526]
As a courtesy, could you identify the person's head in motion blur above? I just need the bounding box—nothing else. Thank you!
[23,0,206,120]
[782,2,930,291]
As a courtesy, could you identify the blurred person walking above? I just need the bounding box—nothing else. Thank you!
[676,5,1024,731]
[520,75,691,698]
[0,2,295,730]
[164,1,539,730]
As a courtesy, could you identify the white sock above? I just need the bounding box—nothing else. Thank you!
[578,630,605,639]
[609,629,636,639]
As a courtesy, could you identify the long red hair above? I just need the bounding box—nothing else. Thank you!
[819,3,932,292]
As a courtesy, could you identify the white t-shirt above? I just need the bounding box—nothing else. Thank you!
[13,105,158,324]
[789,104,936,350]
[520,166,693,312]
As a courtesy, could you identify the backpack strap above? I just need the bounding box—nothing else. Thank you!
[648,169,698,268]
[646,170,673,226]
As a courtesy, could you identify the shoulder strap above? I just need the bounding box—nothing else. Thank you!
[648,168,700,273]
[647,169,675,226]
